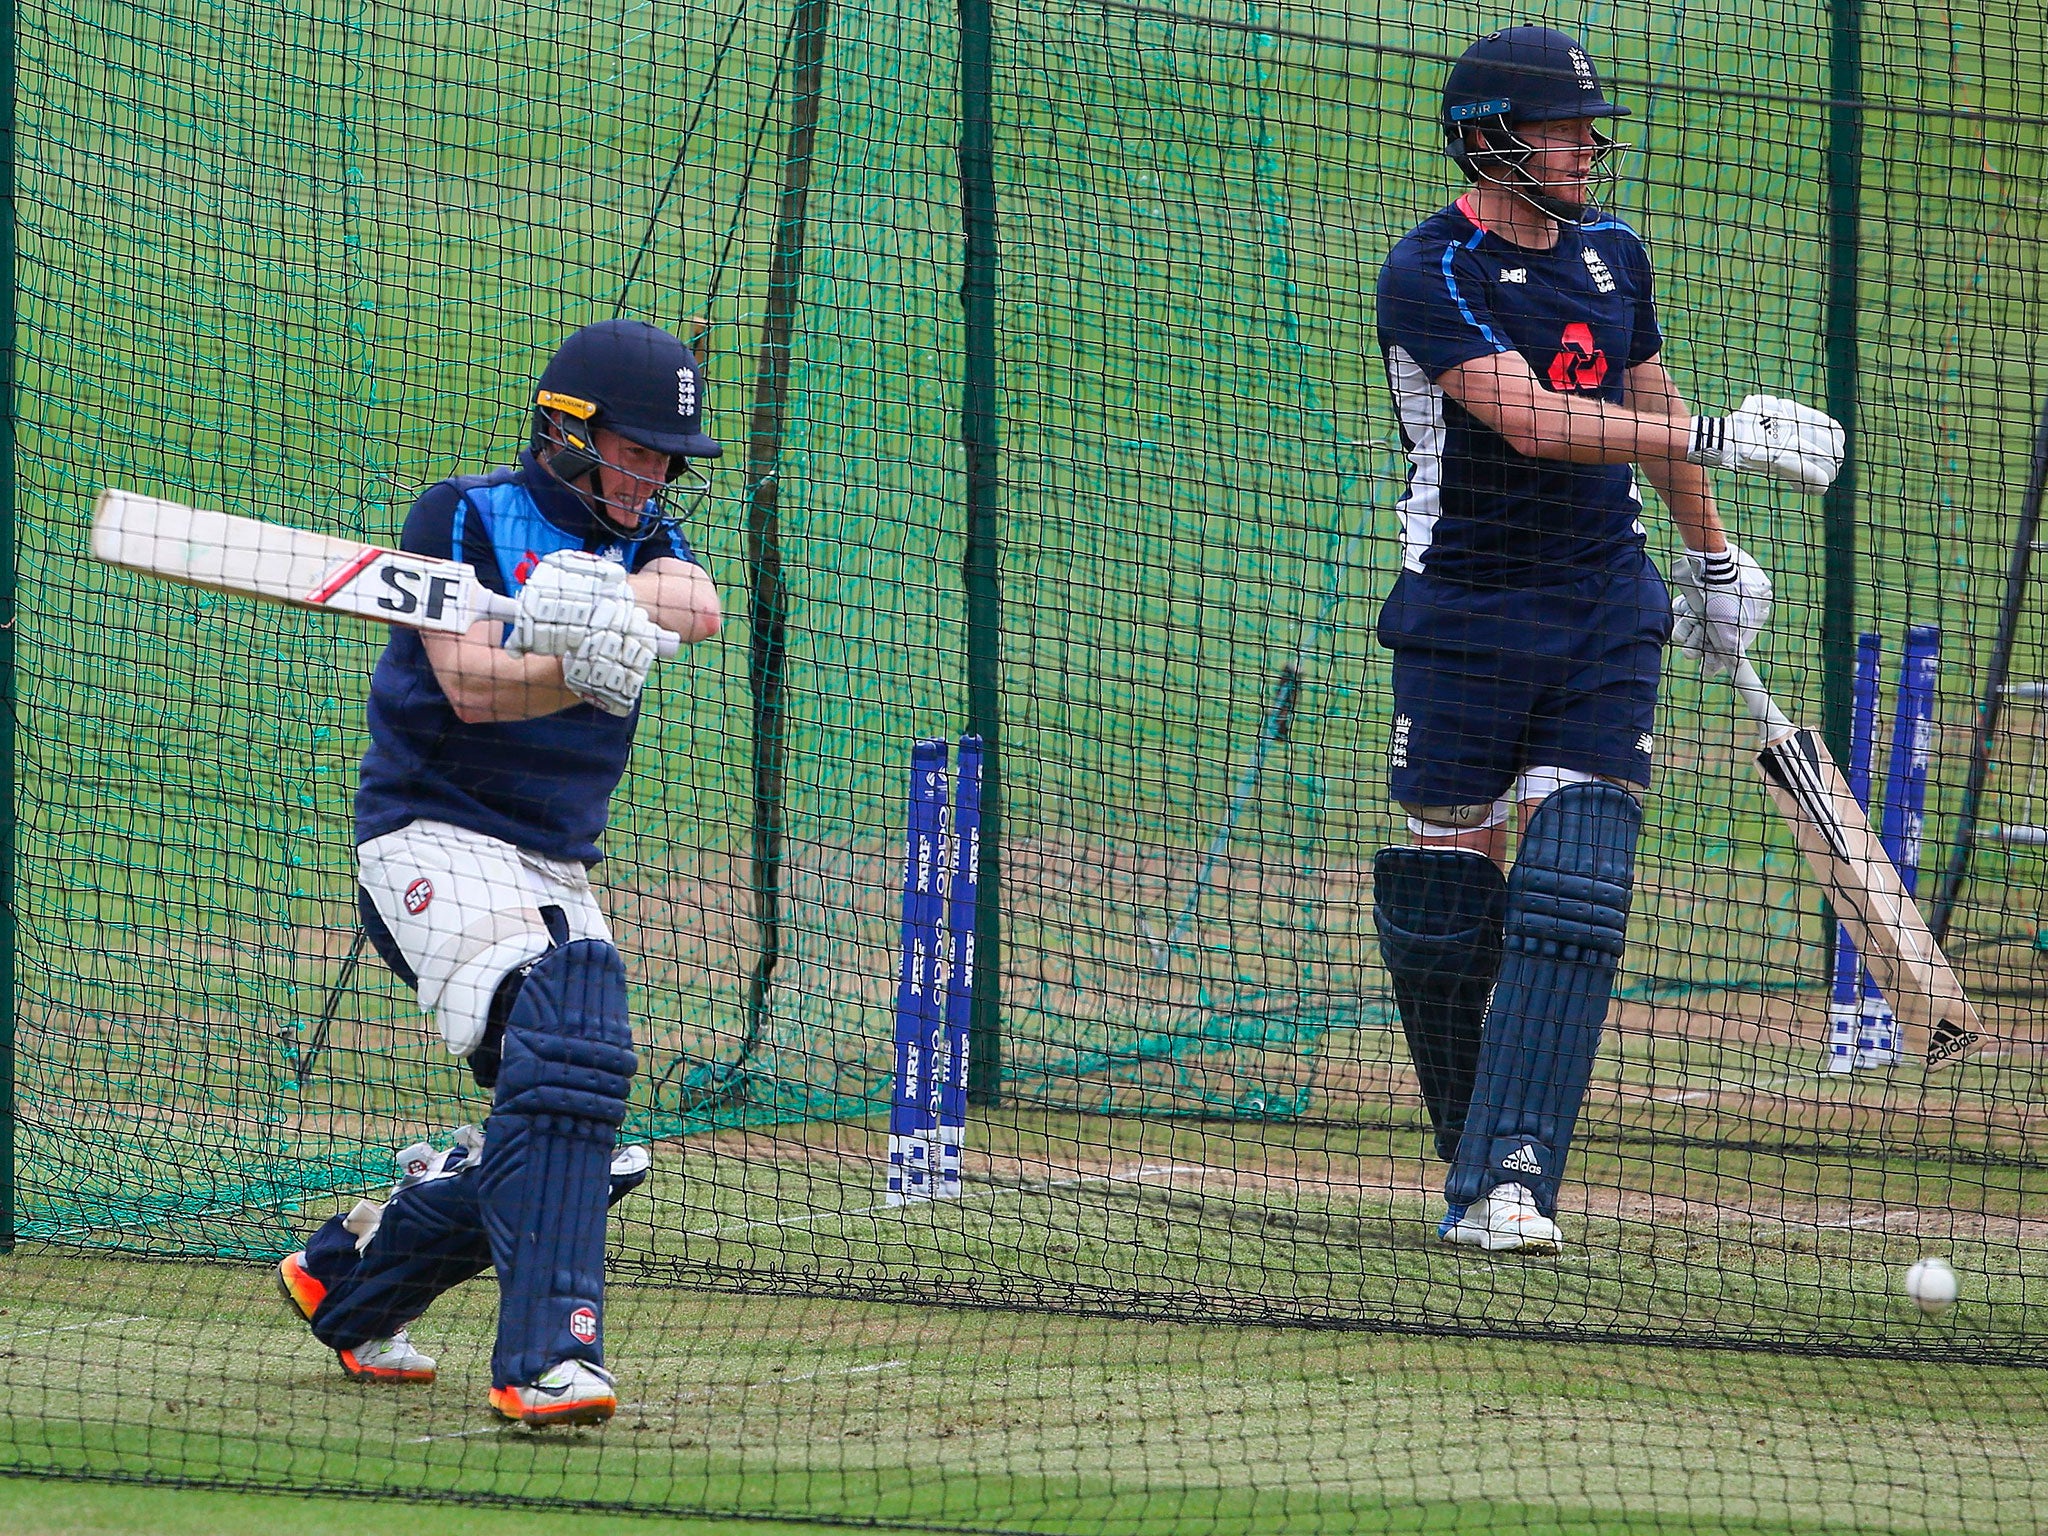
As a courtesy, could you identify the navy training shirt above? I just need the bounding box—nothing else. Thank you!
[353,451,696,864]
[1377,198,1664,586]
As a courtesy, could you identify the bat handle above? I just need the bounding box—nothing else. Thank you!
[477,592,683,661]
[1728,656,1796,745]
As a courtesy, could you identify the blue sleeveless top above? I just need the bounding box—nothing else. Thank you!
[354,451,696,863]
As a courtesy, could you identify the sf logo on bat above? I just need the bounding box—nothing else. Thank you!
[374,562,466,620]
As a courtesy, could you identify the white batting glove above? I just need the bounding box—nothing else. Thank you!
[562,605,662,717]
[1687,396,1845,490]
[1670,540,1773,678]
[507,550,633,658]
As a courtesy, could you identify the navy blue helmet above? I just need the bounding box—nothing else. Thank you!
[1442,27,1629,218]
[533,319,721,465]
[530,319,721,540]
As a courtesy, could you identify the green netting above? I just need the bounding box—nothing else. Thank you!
[9,0,2048,1527]
[13,0,2048,1256]
[10,0,2044,1217]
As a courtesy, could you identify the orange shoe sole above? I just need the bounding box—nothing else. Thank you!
[276,1252,327,1321]
[281,1253,435,1383]
[338,1346,437,1384]
[488,1384,617,1427]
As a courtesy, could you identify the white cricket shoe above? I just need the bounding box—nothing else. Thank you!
[277,1250,437,1382]
[338,1330,438,1383]
[1439,1184,1562,1253]
[490,1360,618,1427]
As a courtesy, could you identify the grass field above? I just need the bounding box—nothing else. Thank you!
[14,1062,2048,1350]
[2,1477,849,1536]
[6,1246,2048,1534]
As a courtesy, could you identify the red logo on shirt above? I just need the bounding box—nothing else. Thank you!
[1548,322,1608,393]
[403,877,434,915]
[513,549,542,585]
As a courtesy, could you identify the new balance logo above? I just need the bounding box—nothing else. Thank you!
[1582,248,1617,293]
[1637,732,1655,755]
[1500,267,1527,284]
[1501,1145,1544,1176]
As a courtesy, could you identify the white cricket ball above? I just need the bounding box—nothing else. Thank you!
[1904,1257,1958,1314]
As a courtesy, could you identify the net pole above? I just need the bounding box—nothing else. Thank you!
[1813,0,1863,972]
[959,0,1002,1107]
[1820,0,1863,764]
[1929,394,2048,942]
[738,0,830,1092]
[0,0,15,1255]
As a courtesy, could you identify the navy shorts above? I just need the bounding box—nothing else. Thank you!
[1377,558,1671,807]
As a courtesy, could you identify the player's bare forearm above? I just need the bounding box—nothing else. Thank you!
[629,556,722,645]
[1628,358,1725,554]
[1641,456,1722,553]
[423,622,584,723]
[1440,354,1696,468]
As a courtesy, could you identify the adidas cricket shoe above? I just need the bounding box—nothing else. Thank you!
[490,1360,618,1427]
[277,1250,437,1383]
[1439,1184,1562,1254]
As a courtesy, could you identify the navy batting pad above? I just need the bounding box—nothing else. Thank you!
[476,939,638,1388]
[1446,781,1640,1216]
[1373,846,1507,1162]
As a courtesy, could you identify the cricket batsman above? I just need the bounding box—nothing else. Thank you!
[1370,27,1844,1251]
[275,318,724,1422]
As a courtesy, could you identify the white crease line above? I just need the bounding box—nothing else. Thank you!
[0,1314,146,1343]
[1816,1208,1922,1231]
[1634,1206,1940,1235]
[1656,1072,1815,1104]
[647,1359,913,1417]
[685,1164,1216,1240]
[407,1424,505,1444]
[655,1357,912,1408]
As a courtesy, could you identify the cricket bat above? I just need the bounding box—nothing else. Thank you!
[1731,658,1982,1068]
[90,489,678,657]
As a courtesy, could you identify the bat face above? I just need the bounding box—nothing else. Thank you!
[91,489,504,635]
[91,488,682,661]
[1756,727,1983,1068]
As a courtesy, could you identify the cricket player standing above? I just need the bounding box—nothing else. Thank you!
[276,318,723,1422]
[1371,27,1844,1251]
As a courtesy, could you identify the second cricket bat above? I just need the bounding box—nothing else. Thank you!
[1732,658,1982,1068]
[91,489,677,656]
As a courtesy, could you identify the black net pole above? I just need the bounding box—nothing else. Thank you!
[1930,393,2048,942]
[1821,0,1862,762]
[0,0,15,1255]
[959,0,1002,1106]
[737,0,830,1097]
[1814,0,1863,970]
